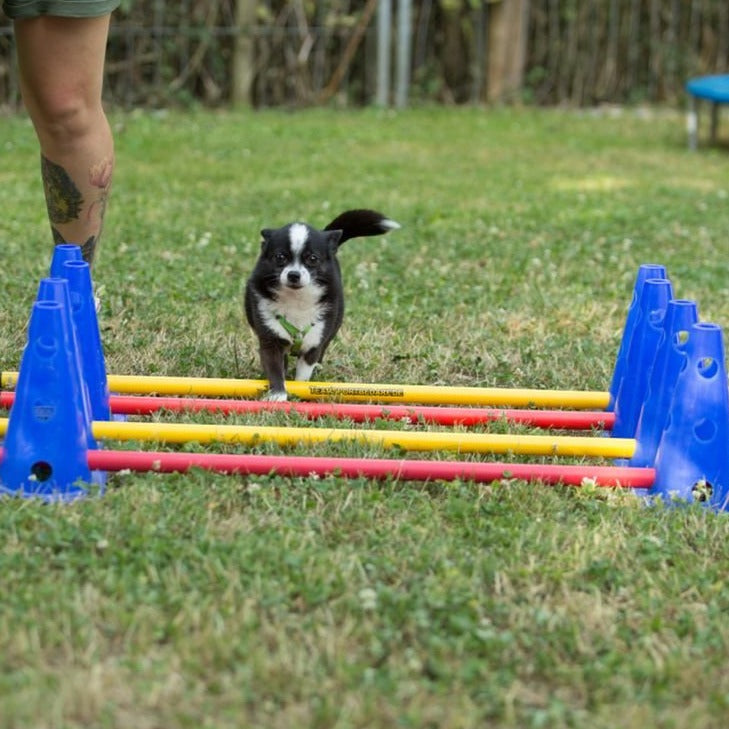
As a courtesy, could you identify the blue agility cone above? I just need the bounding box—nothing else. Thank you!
[608,264,668,411]
[52,249,122,425]
[652,323,729,509]
[35,276,107,490]
[61,260,111,423]
[35,277,98,446]
[611,278,673,439]
[49,243,83,277]
[0,300,93,501]
[630,299,699,467]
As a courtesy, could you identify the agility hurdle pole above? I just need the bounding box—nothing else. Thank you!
[0,372,611,409]
[0,417,634,458]
[84,449,655,488]
[0,446,655,487]
[0,391,615,430]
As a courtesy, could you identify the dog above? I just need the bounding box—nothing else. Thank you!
[245,208,400,400]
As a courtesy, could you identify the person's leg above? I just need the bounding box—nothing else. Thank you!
[14,15,114,267]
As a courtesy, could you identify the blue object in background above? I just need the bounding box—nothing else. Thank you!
[685,74,729,150]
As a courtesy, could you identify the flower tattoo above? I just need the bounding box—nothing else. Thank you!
[41,155,83,224]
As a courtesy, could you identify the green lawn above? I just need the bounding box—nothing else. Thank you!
[1,106,729,728]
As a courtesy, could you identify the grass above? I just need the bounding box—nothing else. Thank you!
[2,105,729,728]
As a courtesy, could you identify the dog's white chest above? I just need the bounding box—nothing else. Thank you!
[256,284,327,349]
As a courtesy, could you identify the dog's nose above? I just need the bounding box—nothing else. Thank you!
[287,270,301,285]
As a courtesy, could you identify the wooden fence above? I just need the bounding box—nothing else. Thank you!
[0,0,727,111]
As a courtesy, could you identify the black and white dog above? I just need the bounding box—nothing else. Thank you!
[245,209,400,400]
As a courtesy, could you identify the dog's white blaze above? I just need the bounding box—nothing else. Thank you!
[288,223,309,254]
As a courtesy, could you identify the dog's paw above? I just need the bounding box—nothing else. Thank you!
[264,390,288,402]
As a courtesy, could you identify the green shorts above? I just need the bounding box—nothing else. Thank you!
[3,0,120,19]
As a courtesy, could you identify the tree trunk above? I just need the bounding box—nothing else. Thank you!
[232,0,257,106]
[487,0,530,102]
[440,1,468,103]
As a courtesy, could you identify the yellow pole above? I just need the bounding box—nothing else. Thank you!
[1,371,611,409]
[0,418,635,458]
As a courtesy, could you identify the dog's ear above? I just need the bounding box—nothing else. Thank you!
[260,229,273,252]
[326,229,343,252]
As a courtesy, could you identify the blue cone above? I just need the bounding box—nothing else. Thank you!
[35,278,98,447]
[611,278,673,439]
[608,264,668,411]
[630,299,699,467]
[35,276,107,490]
[0,301,93,501]
[49,243,83,277]
[61,260,111,423]
[652,323,729,509]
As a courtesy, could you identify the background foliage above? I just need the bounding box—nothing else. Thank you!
[0,0,727,109]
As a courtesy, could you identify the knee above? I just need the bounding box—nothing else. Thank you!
[27,89,104,150]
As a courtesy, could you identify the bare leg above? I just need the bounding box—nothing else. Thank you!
[15,15,114,267]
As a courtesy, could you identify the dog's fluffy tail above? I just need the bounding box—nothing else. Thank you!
[325,209,401,246]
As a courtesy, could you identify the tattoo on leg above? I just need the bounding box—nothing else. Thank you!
[83,156,114,265]
[80,235,98,264]
[88,156,113,222]
[43,153,113,267]
[41,155,83,224]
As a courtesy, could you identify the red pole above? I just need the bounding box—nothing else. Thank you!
[0,391,614,430]
[86,449,654,487]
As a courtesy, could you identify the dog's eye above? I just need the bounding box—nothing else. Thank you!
[274,252,288,264]
[305,253,318,265]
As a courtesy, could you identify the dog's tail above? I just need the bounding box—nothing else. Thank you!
[324,209,401,246]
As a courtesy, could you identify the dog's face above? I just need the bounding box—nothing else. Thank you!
[256,223,343,294]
